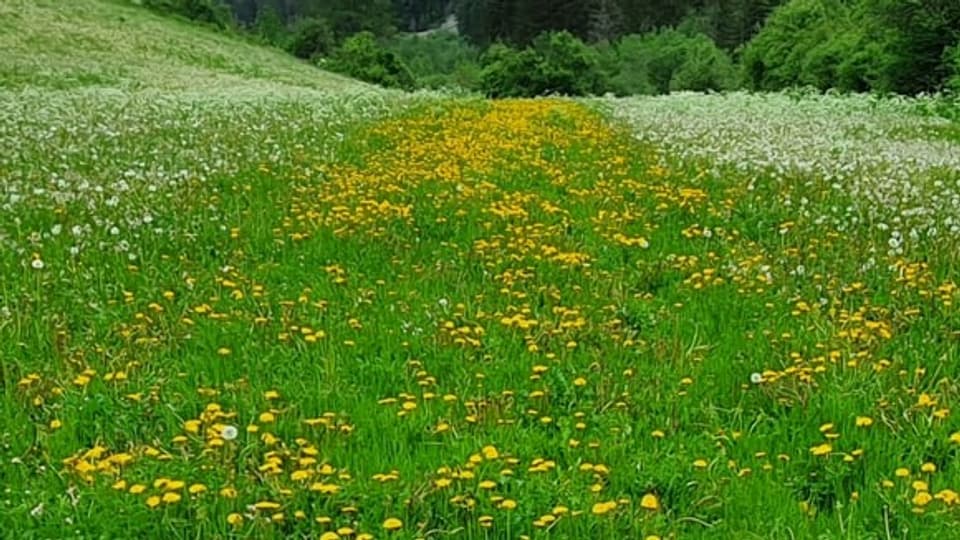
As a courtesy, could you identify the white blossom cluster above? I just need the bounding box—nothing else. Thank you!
[602,92,960,250]
[0,87,432,260]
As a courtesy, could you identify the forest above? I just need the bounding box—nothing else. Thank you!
[144,0,960,97]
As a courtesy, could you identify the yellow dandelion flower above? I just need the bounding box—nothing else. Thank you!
[591,501,616,515]
[165,480,185,491]
[309,482,341,494]
[809,443,832,456]
[482,445,499,459]
[913,491,933,507]
[935,489,959,505]
[382,517,403,531]
[640,493,660,511]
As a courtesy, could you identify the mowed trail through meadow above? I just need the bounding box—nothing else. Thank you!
[4,90,960,540]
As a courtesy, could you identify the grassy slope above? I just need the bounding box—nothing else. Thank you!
[0,0,366,92]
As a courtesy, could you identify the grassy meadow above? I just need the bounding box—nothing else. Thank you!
[3,2,960,539]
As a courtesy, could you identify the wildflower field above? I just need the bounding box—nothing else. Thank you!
[3,88,960,539]
[4,3,960,539]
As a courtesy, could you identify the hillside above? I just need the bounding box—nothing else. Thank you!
[0,0,366,92]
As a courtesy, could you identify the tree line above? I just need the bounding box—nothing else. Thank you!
[143,0,960,97]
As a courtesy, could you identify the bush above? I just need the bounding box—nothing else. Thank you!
[480,31,606,98]
[384,32,481,90]
[327,32,416,90]
[667,35,737,92]
[531,31,607,96]
[741,0,840,91]
[253,4,285,48]
[287,17,335,60]
[949,44,960,93]
[479,43,539,97]
[143,0,233,29]
[610,30,735,95]
[867,0,960,94]
[741,0,955,94]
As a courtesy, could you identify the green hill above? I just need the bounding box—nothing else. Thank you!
[0,0,367,92]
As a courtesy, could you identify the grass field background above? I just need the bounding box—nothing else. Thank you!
[2,1,960,539]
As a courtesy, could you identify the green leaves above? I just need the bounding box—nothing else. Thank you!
[327,32,416,90]
[480,31,606,97]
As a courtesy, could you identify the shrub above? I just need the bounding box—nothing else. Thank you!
[287,17,335,60]
[667,35,737,92]
[741,0,840,91]
[741,0,898,93]
[531,31,607,96]
[949,44,960,93]
[479,43,539,97]
[611,30,735,95]
[253,4,285,48]
[327,32,416,90]
[480,31,606,98]
[867,0,960,94]
[384,32,481,90]
[143,0,233,29]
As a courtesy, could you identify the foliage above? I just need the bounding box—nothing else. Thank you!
[866,0,960,94]
[252,3,285,47]
[141,0,960,98]
[326,32,416,90]
[286,17,335,60]
[478,43,538,97]
[742,0,960,95]
[392,0,451,31]
[384,32,481,89]
[950,44,960,94]
[609,30,736,95]
[480,31,606,97]
[741,0,839,91]
[530,31,607,95]
[142,0,234,28]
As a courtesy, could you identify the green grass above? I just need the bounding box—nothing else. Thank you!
[0,0,367,91]
[3,2,960,539]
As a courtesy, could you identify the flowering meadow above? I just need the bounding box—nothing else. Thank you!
[3,85,960,539]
